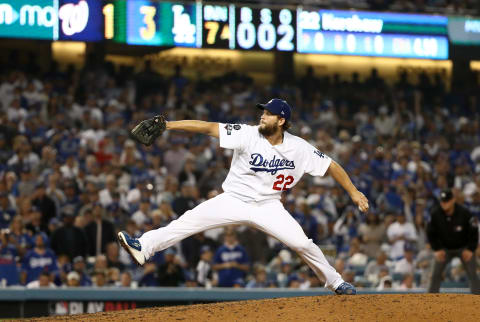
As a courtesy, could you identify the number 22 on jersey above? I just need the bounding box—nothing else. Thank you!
[272,175,294,191]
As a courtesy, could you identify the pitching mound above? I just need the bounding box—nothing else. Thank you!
[32,294,479,321]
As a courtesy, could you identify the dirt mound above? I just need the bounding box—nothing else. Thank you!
[32,294,480,322]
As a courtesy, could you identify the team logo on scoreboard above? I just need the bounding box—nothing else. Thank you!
[59,0,89,36]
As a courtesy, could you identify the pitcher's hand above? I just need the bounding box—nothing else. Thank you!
[351,190,369,213]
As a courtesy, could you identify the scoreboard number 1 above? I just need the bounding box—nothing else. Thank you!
[103,3,114,39]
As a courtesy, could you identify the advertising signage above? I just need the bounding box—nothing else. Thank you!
[448,17,480,45]
[0,0,103,41]
[0,0,58,40]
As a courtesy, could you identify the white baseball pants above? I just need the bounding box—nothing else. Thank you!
[139,193,344,290]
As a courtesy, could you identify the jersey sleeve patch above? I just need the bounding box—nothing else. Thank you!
[304,143,332,177]
[224,124,242,135]
[219,123,249,150]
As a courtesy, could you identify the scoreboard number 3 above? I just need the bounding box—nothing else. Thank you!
[140,5,156,40]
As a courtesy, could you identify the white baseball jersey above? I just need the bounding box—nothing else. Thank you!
[138,122,345,292]
[218,123,332,202]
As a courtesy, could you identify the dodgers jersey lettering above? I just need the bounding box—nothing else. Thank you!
[219,123,332,202]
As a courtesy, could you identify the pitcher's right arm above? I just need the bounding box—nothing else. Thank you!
[166,120,219,138]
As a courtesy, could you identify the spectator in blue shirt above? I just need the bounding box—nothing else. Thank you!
[21,232,58,284]
[212,228,250,287]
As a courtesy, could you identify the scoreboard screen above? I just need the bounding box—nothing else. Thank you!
[103,0,126,43]
[297,8,449,59]
[234,6,296,51]
[299,30,448,59]
[201,4,233,49]
[0,1,451,58]
[59,0,104,41]
[125,0,197,47]
[448,17,480,45]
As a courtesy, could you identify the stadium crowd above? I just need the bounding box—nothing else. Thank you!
[0,53,480,291]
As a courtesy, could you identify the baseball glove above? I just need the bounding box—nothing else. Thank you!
[130,115,166,146]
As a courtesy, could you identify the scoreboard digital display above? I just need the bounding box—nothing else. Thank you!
[0,0,104,41]
[201,4,233,49]
[0,1,452,59]
[297,8,449,59]
[298,30,448,59]
[448,17,480,45]
[59,0,103,41]
[126,0,197,47]
[234,6,296,51]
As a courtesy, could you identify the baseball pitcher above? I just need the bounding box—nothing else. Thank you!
[119,99,369,295]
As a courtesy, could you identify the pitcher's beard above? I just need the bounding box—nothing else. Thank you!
[258,123,280,136]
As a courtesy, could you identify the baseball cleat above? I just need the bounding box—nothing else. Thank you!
[335,282,357,295]
[117,231,146,266]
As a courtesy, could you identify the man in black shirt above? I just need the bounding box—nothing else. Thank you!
[50,207,88,260]
[426,189,480,294]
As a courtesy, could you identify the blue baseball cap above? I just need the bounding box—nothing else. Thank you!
[256,99,292,121]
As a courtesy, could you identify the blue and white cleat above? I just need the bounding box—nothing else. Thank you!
[117,231,146,266]
[335,282,357,295]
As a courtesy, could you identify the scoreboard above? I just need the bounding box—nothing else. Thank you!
[234,6,295,51]
[297,9,449,59]
[125,0,197,47]
[201,4,233,49]
[0,0,454,59]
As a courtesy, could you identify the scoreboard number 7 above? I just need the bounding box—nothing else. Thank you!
[204,21,230,45]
